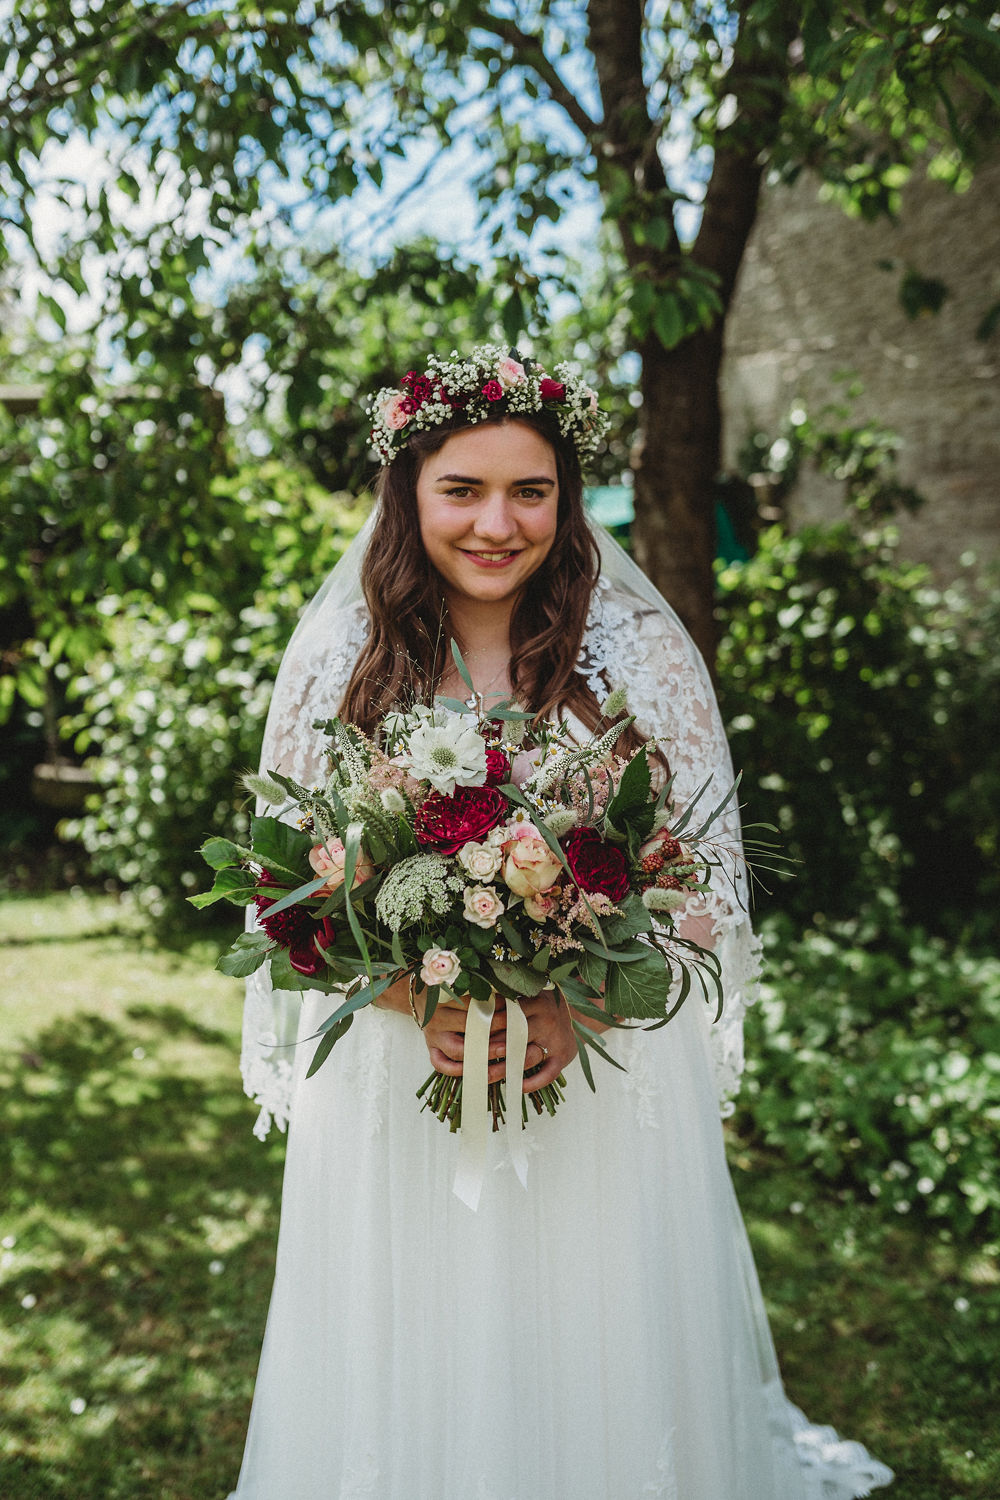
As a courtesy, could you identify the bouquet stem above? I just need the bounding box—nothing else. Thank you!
[416,1066,566,1132]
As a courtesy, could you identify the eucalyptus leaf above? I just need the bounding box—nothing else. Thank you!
[306,1015,354,1076]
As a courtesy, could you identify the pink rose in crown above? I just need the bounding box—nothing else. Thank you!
[539,377,566,402]
[496,356,526,389]
[502,824,563,897]
[377,391,411,431]
[308,838,376,894]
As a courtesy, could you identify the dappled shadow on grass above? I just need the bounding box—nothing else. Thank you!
[728,1139,1000,1500]
[0,1007,286,1500]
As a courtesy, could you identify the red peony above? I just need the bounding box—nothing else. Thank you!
[415,784,508,855]
[539,377,566,402]
[482,379,504,402]
[485,747,511,786]
[257,873,336,976]
[561,826,629,902]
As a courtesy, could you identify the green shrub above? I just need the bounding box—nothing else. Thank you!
[716,523,1000,942]
[734,913,1000,1240]
[65,465,366,920]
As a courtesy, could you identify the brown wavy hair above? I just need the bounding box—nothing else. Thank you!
[338,407,628,741]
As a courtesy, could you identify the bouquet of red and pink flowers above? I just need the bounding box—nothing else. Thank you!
[193,651,737,1132]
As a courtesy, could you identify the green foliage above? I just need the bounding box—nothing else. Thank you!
[717,523,1000,939]
[62,467,365,920]
[735,915,1000,1241]
[737,385,924,519]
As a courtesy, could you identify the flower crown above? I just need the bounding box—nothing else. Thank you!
[365,343,610,466]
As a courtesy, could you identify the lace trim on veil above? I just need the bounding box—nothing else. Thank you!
[240,579,760,1137]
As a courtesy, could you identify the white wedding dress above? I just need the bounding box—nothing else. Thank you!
[228,576,893,1500]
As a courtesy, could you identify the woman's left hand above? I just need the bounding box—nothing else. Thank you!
[515,989,577,1093]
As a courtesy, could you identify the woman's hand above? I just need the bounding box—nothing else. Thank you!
[377,973,612,1090]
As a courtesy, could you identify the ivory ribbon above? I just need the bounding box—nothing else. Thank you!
[451,992,529,1211]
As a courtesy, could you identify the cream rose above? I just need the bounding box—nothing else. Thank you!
[457,840,503,881]
[462,884,505,929]
[502,825,562,897]
[419,947,463,988]
[308,837,376,894]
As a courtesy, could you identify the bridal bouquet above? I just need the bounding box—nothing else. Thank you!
[193,650,735,1133]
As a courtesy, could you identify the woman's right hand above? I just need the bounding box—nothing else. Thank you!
[375,975,511,1080]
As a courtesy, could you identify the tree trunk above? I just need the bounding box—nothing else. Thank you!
[632,327,725,669]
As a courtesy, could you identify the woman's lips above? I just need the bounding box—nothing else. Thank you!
[459,548,522,567]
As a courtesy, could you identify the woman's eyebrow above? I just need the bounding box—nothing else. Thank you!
[435,472,555,485]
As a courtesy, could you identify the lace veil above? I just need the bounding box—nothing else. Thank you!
[240,509,760,1139]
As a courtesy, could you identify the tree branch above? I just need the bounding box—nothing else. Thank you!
[481,14,599,142]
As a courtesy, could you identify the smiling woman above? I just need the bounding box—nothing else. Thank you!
[226,343,893,1500]
[415,423,560,664]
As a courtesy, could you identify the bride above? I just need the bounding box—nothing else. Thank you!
[228,345,893,1499]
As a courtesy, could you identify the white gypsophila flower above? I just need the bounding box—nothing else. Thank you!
[402,720,488,795]
[375,854,463,932]
[380,787,407,814]
[456,840,503,881]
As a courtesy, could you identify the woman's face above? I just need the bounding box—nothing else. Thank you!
[415,421,560,614]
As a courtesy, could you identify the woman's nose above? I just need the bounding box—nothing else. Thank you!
[473,493,517,540]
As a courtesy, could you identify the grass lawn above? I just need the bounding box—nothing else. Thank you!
[1,891,997,1498]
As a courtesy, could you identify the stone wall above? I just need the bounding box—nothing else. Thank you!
[721,153,1000,576]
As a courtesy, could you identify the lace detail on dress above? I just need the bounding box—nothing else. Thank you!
[614,1026,662,1130]
[764,1382,894,1497]
[240,602,369,1136]
[582,579,761,1113]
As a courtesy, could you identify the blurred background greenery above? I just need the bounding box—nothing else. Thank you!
[2,2,998,1495]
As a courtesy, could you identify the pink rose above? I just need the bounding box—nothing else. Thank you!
[463,884,505,929]
[502,825,562,897]
[496,356,526,388]
[377,391,411,431]
[539,377,566,402]
[420,947,463,988]
[523,887,561,922]
[308,838,376,894]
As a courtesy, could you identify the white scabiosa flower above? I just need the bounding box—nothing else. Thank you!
[403,720,488,795]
